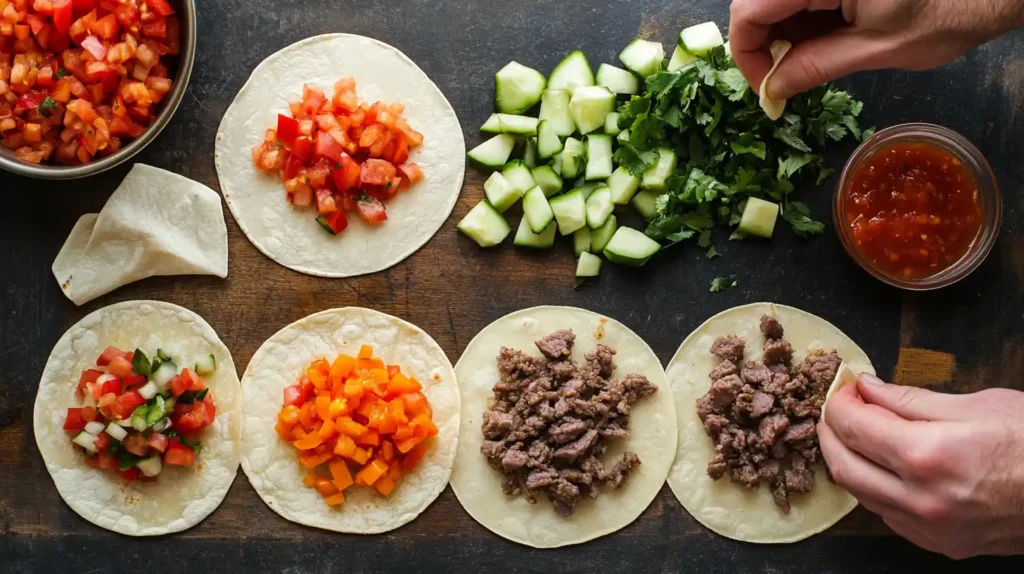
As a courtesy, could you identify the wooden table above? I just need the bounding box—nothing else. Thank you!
[2,1,1022,571]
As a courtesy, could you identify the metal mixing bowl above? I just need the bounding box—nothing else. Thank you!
[0,0,196,180]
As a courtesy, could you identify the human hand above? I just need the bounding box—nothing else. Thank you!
[818,373,1024,559]
[729,0,1024,101]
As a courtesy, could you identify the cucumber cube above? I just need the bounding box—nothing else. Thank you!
[608,166,641,204]
[596,63,640,95]
[548,51,595,95]
[522,186,555,234]
[668,45,697,72]
[502,160,536,195]
[561,137,585,179]
[531,166,563,197]
[537,119,564,160]
[585,186,613,229]
[641,148,678,191]
[618,39,665,79]
[538,90,576,137]
[573,227,592,256]
[495,62,546,114]
[679,22,725,56]
[739,197,781,238]
[513,217,556,249]
[632,189,661,220]
[549,188,587,236]
[576,252,603,278]
[467,134,516,168]
[479,114,538,136]
[603,226,662,266]
[590,214,618,253]
[604,112,622,136]
[585,135,613,181]
[457,201,511,247]
[523,138,538,168]
[569,86,616,135]
[483,172,522,213]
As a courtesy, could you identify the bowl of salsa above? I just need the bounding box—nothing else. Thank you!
[834,123,1001,290]
[0,0,195,180]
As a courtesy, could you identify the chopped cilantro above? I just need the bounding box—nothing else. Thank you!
[710,276,738,293]
[56,68,68,79]
[37,97,57,118]
[705,246,721,260]
[782,201,826,238]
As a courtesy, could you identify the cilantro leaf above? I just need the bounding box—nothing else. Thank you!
[730,133,767,160]
[773,123,812,152]
[782,201,826,238]
[56,67,68,79]
[697,230,712,248]
[710,276,738,292]
[716,68,749,101]
[705,245,721,259]
[613,144,658,177]
[777,152,816,180]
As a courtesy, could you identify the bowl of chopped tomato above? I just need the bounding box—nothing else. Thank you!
[0,0,195,179]
[835,123,1002,290]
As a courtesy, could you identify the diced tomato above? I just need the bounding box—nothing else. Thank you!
[110,390,145,420]
[331,155,361,192]
[109,115,144,138]
[140,19,166,39]
[89,14,118,41]
[399,163,424,185]
[99,375,121,396]
[302,84,326,116]
[63,408,88,431]
[315,188,337,214]
[76,368,103,397]
[164,439,196,466]
[390,137,410,165]
[292,136,312,162]
[145,0,176,17]
[113,2,137,27]
[282,156,303,180]
[115,466,140,482]
[306,160,331,189]
[96,346,129,366]
[314,131,343,163]
[122,433,149,457]
[26,14,47,35]
[121,373,146,389]
[181,368,205,391]
[322,209,348,234]
[168,374,188,398]
[360,158,397,187]
[107,355,134,378]
[148,433,169,453]
[53,0,73,34]
[283,384,307,407]
[277,114,299,146]
[356,195,388,224]
[173,399,212,433]
[96,451,117,470]
[93,432,110,452]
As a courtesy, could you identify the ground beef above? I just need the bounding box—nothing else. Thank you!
[695,314,842,513]
[481,330,656,516]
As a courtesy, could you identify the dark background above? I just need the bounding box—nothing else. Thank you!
[2,1,1022,572]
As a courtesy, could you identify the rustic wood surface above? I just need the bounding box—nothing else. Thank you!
[2,0,1022,572]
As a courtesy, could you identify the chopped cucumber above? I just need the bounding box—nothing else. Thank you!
[561,137,585,179]
[152,417,172,433]
[513,217,556,249]
[531,166,563,197]
[523,138,538,168]
[502,160,536,196]
[668,45,697,72]
[585,186,614,228]
[138,381,158,400]
[604,112,622,136]
[495,61,546,114]
[596,63,640,95]
[549,188,587,236]
[548,51,594,94]
[576,252,603,277]
[576,183,602,199]
[84,421,106,435]
[105,422,127,442]
[585,135,613,181]
[641,147,678,191]
[569,86,616,135]
[679,22,725,56]
[618,39,665,78]
[617,128,631,145]
[739,197,781,238]
[156,349,171,362]
[467,134,516,168]
[73,431,97,452]
[483,172,521,212]
[152,360,177,388]
[590,214,618,252]
[522,186,555,233]
[480,113,539,136]
[131,414,149,432]
[536,120,563,160]
[457,201,511,247]
[603,226,662,266]
[145,395,167,425]
[551,151,563,175]
[538,90,576,136]
[632,189,662,220]
[573,227,592,256]
[137,456,163,478]
[608,166,641,204]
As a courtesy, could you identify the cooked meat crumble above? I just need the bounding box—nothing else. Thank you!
[695,315,842,513]
[480,330,658,516]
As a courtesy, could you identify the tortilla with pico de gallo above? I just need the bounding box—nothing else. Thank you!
[34,300,241,536]
[215,34,465,278]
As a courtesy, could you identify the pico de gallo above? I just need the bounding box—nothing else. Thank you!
[251,77,426,236]
[0,0,180,165]
[275,345,437,507]
[64,345,218,482]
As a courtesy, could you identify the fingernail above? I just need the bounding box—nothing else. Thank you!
[859,372,885,386]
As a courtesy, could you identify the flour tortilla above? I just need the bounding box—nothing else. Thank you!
[450,306,677,548]
[666,303,874,544]
[759,40,792,121]
[240,308,460,533]
[34,301,242,536]
[215,34,465,278]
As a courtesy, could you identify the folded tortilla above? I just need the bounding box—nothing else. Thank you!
[759,40,793,121]
[450,306,678,548]
[215,34,465,278]
[34,300,241,536]
[52,164,229,306]
[665,302,874,543]
[239,307,460,533]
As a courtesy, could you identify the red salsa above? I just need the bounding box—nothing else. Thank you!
[843,142,982,280]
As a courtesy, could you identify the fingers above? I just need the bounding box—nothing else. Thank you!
[765,28,892,99]
[823,381,922,475]
[818,421,912,509]
[856,373,968,422]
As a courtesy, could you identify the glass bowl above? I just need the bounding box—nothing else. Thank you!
[833,123,1002,291]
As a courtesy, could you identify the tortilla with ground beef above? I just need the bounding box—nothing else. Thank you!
[451,307,677,548]
[666,303,874,544]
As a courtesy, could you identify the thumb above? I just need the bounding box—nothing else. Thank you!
[856,373,968,422]
[767,29,891,100]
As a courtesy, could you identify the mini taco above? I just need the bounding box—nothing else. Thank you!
[450,306,677,548]
[239,308,459,533]
[34,301,241,536]
[666,303,874,544]
[215,34,465,278]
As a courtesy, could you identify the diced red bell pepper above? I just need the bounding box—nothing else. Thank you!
[110,390,145,420]
[77,369,103,397]
[168,373,189,397]
[53,0,73,34]
[107,355,134,378]
[63,408,88,431]
[292,136,312,162]
[121,373,147,389]
[277,114,299,146]
[100,375,121,396]
[96,345,130,366]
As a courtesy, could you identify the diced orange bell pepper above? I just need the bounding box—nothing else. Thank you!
[343,377,366,401]
[395,435,423,454]
[356,396,386,427]
[374,474,396,496]
[329,354,355,386]
[357,357,385,371]
[401,392,428,415]
[387,460,403,481]
[328,398,349,418]
[334,434,357,458]
[387,365,401,378]
[307,358,330,390]
[381,441,395,462]
[315,395,332,421]
[317,417,336,438]
[355,457,389,486]
[356,430,381,447]
[371,368,389,386]
[299,451,333,470]
[358,344,373,359]
[292,426,308,440]
[387,399,408,425]
[402,442,427,471]
[385,373,422,399]
[325,492,346,506]
[303,473,317,488]
[314,476,339,497]
[350,447,370,465]
[411,413,438,437]
[393,424,415,440]
[293,432,327,451]
[279,405,301,424]
[335,417,368,437]
[275,420,294,439]
[329,459,354,491]
[378,416,398,435]
[298,402,316,431]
